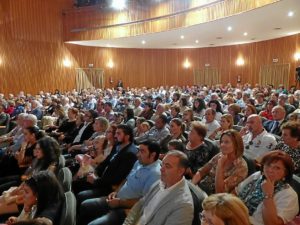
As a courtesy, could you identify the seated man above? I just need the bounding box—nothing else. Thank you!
[135,115,170,145]
[79,141,162,225]
[123,150,194,225]
[242,115,277,161]
[263,105,287,136]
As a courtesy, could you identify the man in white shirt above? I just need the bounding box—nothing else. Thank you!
[242,115,277,161]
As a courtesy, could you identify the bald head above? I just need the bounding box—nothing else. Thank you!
[246,114,263,134]
[271,106,286,121]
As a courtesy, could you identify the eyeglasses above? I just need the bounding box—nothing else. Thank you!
[245,140,253,149]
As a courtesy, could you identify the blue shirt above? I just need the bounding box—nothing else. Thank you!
[117,160,161,199]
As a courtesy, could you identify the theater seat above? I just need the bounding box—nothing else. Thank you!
[57,155,66,173]
[290,175,300,215]
[58,167,72,193]
[59,191,76,225]
[242,156,257,176]
[188,181,207,225]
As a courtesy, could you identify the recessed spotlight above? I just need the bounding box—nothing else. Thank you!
[216,37,223,39]
[209,44,215,46]
[243,32,248,36]
[288,11,294,17]
[180,35,184,39]
[251,38,256,40]
[111,0,126,10]
[195,40,199,43]
[106,44,111,47]
[141,40,146,44]
[227,26,232,31]
[274,27,282,30]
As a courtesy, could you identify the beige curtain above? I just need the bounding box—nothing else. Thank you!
[194,68,220,86]
[259,64,290,88]
[76,68,105,91]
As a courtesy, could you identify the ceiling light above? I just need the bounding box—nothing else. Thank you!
[227,26,232,31]
[243,32,248,36]
[180,35,184,39]
[106,44,111,47]
[288,11,294,17]
[112,0,126,10]
[195,40,199,43]
[141,40,146,44]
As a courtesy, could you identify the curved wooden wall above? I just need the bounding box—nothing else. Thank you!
[0,0,299,95]
[0,0,76,95]
[66,34,300,89]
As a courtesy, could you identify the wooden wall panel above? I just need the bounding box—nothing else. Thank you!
[66,34,300,89]
[0,0,76,95]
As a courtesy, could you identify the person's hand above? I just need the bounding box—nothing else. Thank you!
[239,126,248,136]
[6,216,17,225]
[106,197,121,208]
[192,171,202,184]
[107,192,117,200]
[261,174,275,197]
[217,154,227,169]
[86,173,97,184]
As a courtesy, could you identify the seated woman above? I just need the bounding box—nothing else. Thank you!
[5,171,64,225]
[44,105,67,133]
[209,114,233,141]
[259,100,277,121]
[150,103,167,122]
[227,104,241,125]
[74,135,108,179]
[184,121,219,177]
[0,126,45,178]
[201,193,251,225]
[160,118,187,154]
[0,136,61,216]
[237,151,299,225]
[182,108,195,131]
[237,104,257,127]
[192,98,206,118]
[208,100,223,122]
[123,108,136,130]
[192,129,248,195]
[133,117,146,138]
[49,107,78,139]
[274,121,300,176]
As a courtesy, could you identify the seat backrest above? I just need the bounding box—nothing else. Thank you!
[242,155,257,176]
[188,181,207,225]
[59,191,76,225]
[57,155,66,173]
[58,167,72,192]
[290,175,300,214]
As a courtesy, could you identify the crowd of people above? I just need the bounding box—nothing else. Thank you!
[0,82,299,225]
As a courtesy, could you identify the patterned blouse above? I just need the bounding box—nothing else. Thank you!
[198,153,248,195]
[275,141,300,176]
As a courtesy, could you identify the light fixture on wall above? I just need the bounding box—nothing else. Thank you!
[294,52,300,61]
[183,59,191,69]
[63,58,72,67]
[236,57,245,66]
[112,0,126,10]
[107,59,114,68]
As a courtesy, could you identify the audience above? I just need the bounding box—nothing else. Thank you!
[0,83,300,224]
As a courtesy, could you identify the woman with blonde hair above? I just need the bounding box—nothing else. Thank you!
[209,114,233,141]
[201,193,251,225]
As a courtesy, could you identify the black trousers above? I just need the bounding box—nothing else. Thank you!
[79,196,126,225]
